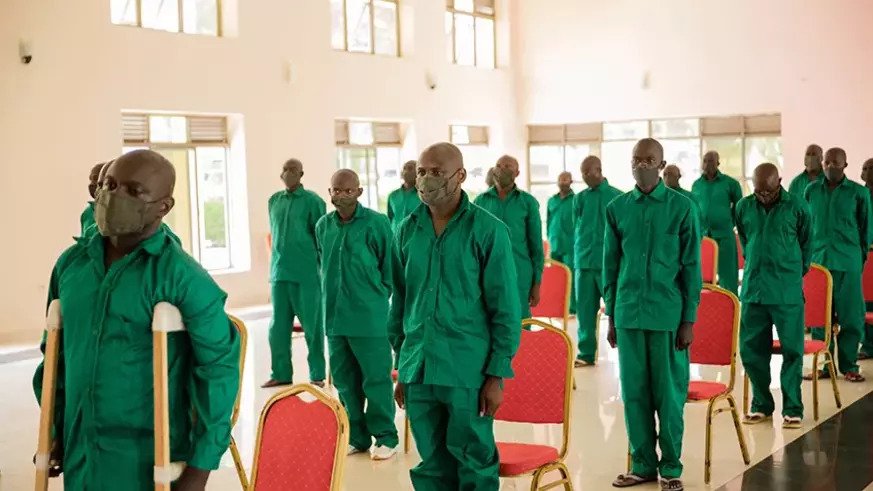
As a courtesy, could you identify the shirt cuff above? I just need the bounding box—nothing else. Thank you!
[485,355,514,379]
[187,441,226,471]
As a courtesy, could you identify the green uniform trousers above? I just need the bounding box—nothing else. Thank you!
[811,270,864,374]
[406,383,499,490]
[575,269,603,363]
[269,280,326,382]
[551,252,576,314]
[328,336,398,450]
[860,301,873,356]
[617,329,689,479]
[517,261,533,319]
[740,303,805,417]
[712,233,739,295]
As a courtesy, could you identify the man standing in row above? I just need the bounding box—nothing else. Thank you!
[788,144,824,199]
[804,148,871,382]
[387,160,421,231]
[264,158,327,388]
[737,163,811,428]
[390,142,520,490]
[605,138,701,490]
[663,164,701,224]
[573,156,621,366]
[859,157,873,360]
[317,169,398,460]
[80,162,106,235]
[475,155,544,319]
[546,171,576,313]
[693,151,743,294]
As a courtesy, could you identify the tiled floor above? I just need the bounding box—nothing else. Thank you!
[1,312,872,490]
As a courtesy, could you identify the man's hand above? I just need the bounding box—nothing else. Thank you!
[529,283,542,308]
[394,382,405,409]
[607,317,617,348]
[175,467,210,491]
[479,376,503,417]
[676,322,694,350]
[33,439,63,478]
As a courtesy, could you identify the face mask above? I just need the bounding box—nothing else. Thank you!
[416,172,459,206]
[824,167,844,182]
[755,190,779,206]
[95,192,159,237]
[331,196,357,211]
[633,168,661,190]
[805,156,822,170]
[494,168,515,188]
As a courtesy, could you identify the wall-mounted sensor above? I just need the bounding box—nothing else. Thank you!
[19,39,33,64]
[425,71,437,90]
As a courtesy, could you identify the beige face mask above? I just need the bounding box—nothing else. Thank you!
[95,191,160,236]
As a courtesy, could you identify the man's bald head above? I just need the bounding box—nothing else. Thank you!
[804,144,824,173]
[99,150,176,236]
[663,164,682,189]
[862,158,873,186]
[823,147,848,183]
[634,138,665,164]
[581,155,603,188]
[401,160,417,186]
[419,142,465,174]
[752,163,781,206]
[495,155,519,175]
[702,150,720,176]
[557,171,572,193]
[331,168,361,189]
[417,142,466,208]
[281,158,304,190]
[89,162,107,199]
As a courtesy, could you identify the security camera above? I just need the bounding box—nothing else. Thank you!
[19,40,32,64]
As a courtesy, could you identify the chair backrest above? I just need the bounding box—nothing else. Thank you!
[250,385,349,491]
[495,319,573,458]
[701,237,719,284]
[736,232,745,270]
[229,315,248,427]
[863,249,873,302]
[543,239,551,259]
[689,285,739,371]
[530,260,571,322]
[803,264,833,344]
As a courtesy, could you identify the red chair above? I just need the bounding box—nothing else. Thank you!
[495,319,574,490]
[248,384,349,491]
[863,248,873,324]
[687,285,750,484]
[701,237,719,285]
[742,263,841,421]
[543,239,551,260]
[530,260,573,331]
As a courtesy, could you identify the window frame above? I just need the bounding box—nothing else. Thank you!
[110,0,223,36]
[332,0,401,57]
[445,0,496,68]
[335,120,405,212]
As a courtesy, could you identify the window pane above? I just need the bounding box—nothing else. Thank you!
[330,0,346,50]
[460,145,491,195]
[444,12,454,62]
[338,147,376,209]
[603,121,649,141]
[475,17,495,68]
[451,125,470,144]
[374,147,401,212]
[651,118,699,138]
[348,122,374,145]
[141,0,180,32]
[745,136,783,179]
[154,148,193,253]
[374,0,398,56]
[529,145,564,184]
[346,0,372,53]
[702,137,745,192]
[529,184,553,236]
[182,0,218,35]
[454,14,475,66]
[601,141,636,191]
[565,143,600,187]
[453,0,475,12]
[662,138,701,189]
[195,147,231,270]
[149,116,187,143]
[110,0,138,25]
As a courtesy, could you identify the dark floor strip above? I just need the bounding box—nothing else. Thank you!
[0,348,41,365]
[717,390,873,491]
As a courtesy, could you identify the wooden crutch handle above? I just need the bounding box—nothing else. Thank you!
[152,302,186,491]
[35,300,62,491]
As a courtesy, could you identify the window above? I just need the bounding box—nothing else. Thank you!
[701,114,782,193]
[331,0,399,56]
[110,0,220,36]
[445,0,495,68]
[335,120,404,211]
[449,125,491,199]
[121,113,237,271]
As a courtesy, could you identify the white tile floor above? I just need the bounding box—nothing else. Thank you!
[1,313,871,490]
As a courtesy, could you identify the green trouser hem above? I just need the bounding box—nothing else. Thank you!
[269,281,326,382]
[860,301,873,355]
[551,252,576,314]
[406,384,499,490]
[575,268,602,363]
[740,303,805,417]
[329,336,398,450]
[810,270,864,374]
[617,329,689,479]
[712,233,739,295]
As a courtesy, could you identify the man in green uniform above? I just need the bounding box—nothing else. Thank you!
[316,169,399,461]
[263,158,327,388]
[390,142,520,490]
[474,155,544,318]
[34,150,240,491]
[787,144,824,199]
[663,164,701,224]
[804,148,871,382]
[858,158,873,359]
[692,150,743,294]
[546,171,576,313]
[387,160,421,230]
[573,156,622,367]
[736,163,812,428]
[605,139,701,490]
[79,162,105,235]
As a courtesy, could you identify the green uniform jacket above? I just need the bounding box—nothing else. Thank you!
[388,193,521,388]
[474,186,545,285]
[573,179,623,270]
[387,186,421,231]
[804,177,872,272]
[604,181,702,330]
[692,171,743,238]
[673,186,702,228]
[788,171,824,200]
[80,202,95,236]
[735,189,812,305]
[33,228,240,487]
[269,186,326,283]
[546,191,575,258]
[316,205,393,337]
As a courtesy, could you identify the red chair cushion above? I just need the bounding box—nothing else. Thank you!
[866,312,873,325]
[391,369,398,382]
[687,381,727,401]
[496,442,560,476]
[293,320,303,333]
[771,339,826,355]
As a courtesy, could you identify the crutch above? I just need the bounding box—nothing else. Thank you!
[152,302,187,491]
[34,300,62,491]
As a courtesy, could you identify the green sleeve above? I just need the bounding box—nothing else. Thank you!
[527,197,545,283]
[176,275,240,471]
[387,231,407,355]
[730,179,743,224]
[386,195,395,222]
[602,204,620,317]
[546,198,554,231]
[859,189,872,263]
[311,196,327,237]
[734,201,748,253]
[33,265,65,445]
[314,218,325,270]
[679,205,703,323]
[797,202,813,275]
[372,216,394,294]
[482,224,521,378]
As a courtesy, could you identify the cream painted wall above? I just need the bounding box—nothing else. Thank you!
[0,0,522,342]
[510,0,873,178]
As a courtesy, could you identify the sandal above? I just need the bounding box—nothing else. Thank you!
[845,372,866,383]
[260,379,292,388]
[660,478,684,491]
[612,473,657,488]
[782,416,802,429]
[742,412,771,425]
[803,370,829,381]
[575,359,595,368]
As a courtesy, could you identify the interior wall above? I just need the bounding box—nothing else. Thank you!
[511,0,873,178]
[0,0,521,343]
